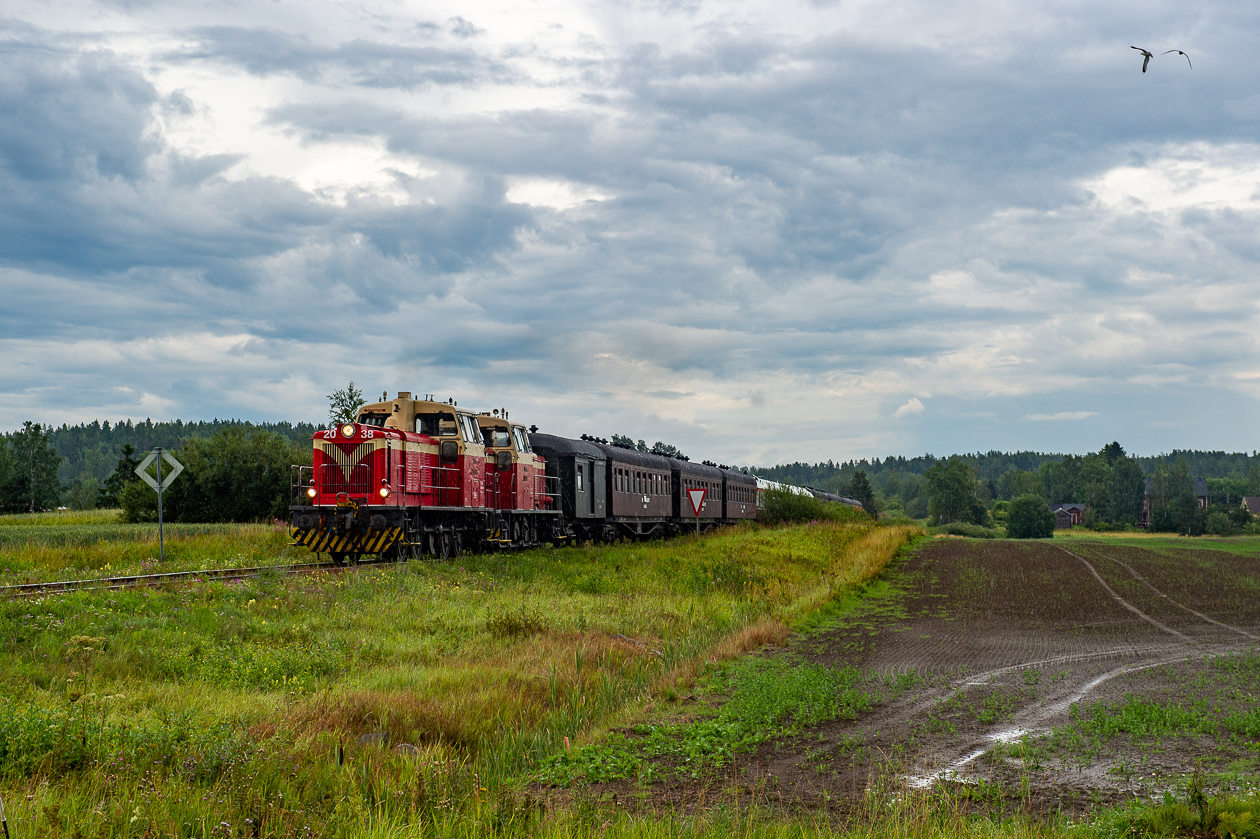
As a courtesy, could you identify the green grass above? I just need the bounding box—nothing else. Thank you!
[986,649,1260,777]
[0,516,307,582]
[539,656,900,785]
[1053,530,1260,557]
[0,519,919,837]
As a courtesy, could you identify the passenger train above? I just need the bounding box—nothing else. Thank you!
[288,392,858,564]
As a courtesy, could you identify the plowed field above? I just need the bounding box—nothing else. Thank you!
[592,537,1260,815]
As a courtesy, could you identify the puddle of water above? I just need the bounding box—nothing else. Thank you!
[906,749,988,789]
[989,727,1028,742]
[905,727,1037,789]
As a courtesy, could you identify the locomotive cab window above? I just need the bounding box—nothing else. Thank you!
[460,415,481,443]
[483,428,510,448]
[358,413,387,427]
[512,427,530,453]
[416,412,458,436]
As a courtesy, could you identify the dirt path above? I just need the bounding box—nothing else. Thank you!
[598,538,1260,815]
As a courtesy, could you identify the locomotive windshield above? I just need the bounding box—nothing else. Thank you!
[416,412,458,436]
[482,427,511,448]
[358,413,387,427]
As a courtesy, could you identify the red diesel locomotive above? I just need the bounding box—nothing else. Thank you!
[288,391,761,562]
[290,392,557,563]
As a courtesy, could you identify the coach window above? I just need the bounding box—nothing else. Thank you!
[577,464,584,491]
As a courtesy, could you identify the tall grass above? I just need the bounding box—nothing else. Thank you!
[0,521,303,581]
[0,520,920,836]
[0,508,124,526]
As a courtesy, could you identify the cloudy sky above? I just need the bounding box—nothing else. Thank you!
[2,0,1258,464]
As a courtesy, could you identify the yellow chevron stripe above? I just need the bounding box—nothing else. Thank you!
[295,526,406,556]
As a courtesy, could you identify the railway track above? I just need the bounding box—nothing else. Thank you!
[0,557,395,599]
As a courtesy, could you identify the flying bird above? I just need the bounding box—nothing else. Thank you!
[1131,46,1153,73]
[1162,49,1192,69]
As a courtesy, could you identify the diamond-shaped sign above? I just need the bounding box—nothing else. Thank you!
[135,449,184,491]
[687,488,707,517]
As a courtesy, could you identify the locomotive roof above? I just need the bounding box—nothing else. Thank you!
[476,413,524,429]
[528,432,606,459]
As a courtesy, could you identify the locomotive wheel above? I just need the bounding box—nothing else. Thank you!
[439,530,454,559]
[450,531,463,558]
[427,531,439,557]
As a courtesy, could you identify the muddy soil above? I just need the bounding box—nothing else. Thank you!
[582,538,1260,816]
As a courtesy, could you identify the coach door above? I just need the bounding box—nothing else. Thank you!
[592,460,607,517]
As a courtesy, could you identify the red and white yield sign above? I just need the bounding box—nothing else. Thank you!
[687,488,707,517]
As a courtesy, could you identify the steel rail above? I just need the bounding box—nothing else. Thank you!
[0,557,398,599]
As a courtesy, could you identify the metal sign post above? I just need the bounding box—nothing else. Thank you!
[1,791,9,839]
[135,448,183,562]
[687,488,707,536]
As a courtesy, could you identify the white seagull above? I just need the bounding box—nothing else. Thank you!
[1162,49,1192,69]
[1131,46,1153,73]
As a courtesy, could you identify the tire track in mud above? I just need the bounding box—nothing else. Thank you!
[900,543,1255,789]
[1053,546,1192,642]
[587,541,1260,815]
[1073,544,1259,641]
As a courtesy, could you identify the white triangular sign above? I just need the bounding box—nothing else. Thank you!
[687,488,706,516]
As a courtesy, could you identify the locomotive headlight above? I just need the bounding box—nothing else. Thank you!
[379,486,391,499]
[341,423,355,438]
[306,486,317,499]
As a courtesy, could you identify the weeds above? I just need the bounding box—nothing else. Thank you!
[0,519,919,836]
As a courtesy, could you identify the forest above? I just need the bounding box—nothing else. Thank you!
[1,416,1258,536]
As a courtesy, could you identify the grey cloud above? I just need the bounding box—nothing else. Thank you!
[0,43,157,181]
[447,17,483,39]
[5,2,1260,458]
[172,27,513,89]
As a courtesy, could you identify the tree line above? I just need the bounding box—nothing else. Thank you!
[0,421,312,520]
[5,405,1260,533]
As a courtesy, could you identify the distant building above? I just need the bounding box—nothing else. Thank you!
[1139,476,1211,527]
[1049,502,1085,528]
[1243,497,1260,517]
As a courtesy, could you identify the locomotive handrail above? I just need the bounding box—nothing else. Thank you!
[535,472,560,508]
[420,462,462,506]
[290,465,314,505]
